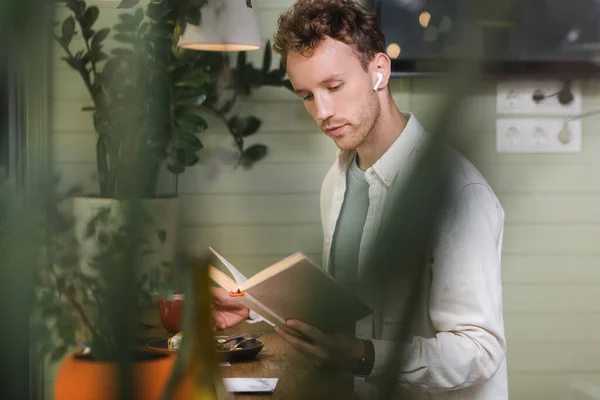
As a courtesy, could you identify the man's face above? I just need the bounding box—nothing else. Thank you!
[286,37,380,152]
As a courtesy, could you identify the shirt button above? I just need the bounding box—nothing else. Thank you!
[336,195,343,201]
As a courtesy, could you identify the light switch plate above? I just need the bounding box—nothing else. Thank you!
[496,80,582,115]
[496,118,582,153]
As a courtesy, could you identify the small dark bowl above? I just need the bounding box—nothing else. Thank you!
[216,337,264,363]
[145,336,264,363]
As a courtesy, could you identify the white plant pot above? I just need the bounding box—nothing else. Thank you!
[72,196,180,293]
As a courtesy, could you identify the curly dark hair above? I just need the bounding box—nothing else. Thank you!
[272,0,386,71]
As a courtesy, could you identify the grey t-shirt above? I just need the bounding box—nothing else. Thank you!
[330,155,370,293]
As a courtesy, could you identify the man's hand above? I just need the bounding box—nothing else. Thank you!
[275,319,364,371]
[211,287,249,331]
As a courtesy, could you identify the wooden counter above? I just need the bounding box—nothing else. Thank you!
[140,320,359,400]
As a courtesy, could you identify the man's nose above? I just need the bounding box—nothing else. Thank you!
[314,95,334,121]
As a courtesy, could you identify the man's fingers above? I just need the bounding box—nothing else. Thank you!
[286,319,326,342]
[212,312,230,331]
[212,291,246,310]
[275,326,325,359]
[212,314,223,330]
[211,287,236,305]
[210,287,227,298]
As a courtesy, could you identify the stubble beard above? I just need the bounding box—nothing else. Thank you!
[334,95,380,152]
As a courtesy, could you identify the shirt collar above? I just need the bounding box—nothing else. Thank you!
[335,112,427,188]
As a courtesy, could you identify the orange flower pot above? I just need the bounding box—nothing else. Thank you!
[55,351,193,400]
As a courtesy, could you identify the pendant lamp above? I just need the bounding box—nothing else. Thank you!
[178,0,262,51]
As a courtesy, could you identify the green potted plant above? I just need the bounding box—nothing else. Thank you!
[25,177,191,400]
[25,177,232,400]
[53,0,291,290]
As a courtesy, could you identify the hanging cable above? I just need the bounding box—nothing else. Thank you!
[532,80,575,105]
[558,106,600,144]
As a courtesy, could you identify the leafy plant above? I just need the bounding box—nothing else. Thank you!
[41,0,293,362]
[54,0,292,198]
[0,176,73,364]
[0,175,100,363]
[33,194,173,363]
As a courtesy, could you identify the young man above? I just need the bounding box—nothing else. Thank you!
[211,1,508,399]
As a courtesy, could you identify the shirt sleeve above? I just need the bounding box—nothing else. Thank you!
[367,183,507,391]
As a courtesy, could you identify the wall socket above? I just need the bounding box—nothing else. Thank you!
[496,81,582,116]
[496,118,582,153]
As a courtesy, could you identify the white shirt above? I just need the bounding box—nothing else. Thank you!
[320,113,508,400]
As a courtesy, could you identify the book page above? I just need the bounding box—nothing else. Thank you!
[209,247,249,287]
[239,252,305,291]
[208,266,239,292]
[209,247,272,326]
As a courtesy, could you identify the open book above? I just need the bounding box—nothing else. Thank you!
[208,247,372,337]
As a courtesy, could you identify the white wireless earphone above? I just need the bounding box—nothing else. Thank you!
[373,72,384,91]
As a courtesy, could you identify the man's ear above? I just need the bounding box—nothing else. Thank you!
[370,52,392,91]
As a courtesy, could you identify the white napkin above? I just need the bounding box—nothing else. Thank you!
[222,378,278,393]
